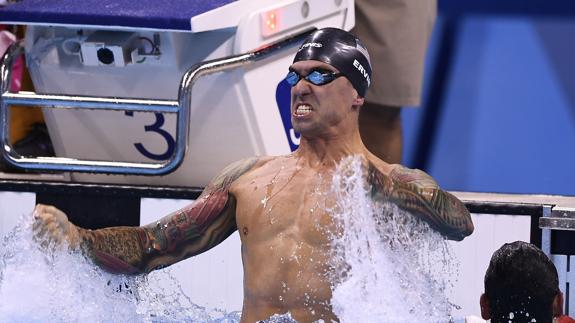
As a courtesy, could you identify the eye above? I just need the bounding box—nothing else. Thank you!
[285,71,300,86]
[306,71,326,85]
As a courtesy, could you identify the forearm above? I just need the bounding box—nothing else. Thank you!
[75,191,237,274]
[428,189,474,240]
[370,164,474,240]
[77,226,148,274]
[387,185,473,240]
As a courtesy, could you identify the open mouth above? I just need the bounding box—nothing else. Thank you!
[294,104,312,117]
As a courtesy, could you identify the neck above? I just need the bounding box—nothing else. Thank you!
[295,128,368,168]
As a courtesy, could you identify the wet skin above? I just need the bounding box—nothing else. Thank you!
[33,60,473,322]
[233,155,340,322]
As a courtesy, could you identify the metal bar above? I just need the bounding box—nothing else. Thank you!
[0,178,203,199]
[0,29,313,175]
[540,205,553,256]
[539,207,575,232]
[552,207,575,219]
[3,92,179,113]
[540,217,575,231]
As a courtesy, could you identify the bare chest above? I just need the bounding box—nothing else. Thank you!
[232,166,337,246]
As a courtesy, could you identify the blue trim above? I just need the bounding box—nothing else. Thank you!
[439,0,575,17]
[0,0,236,31]
[275,79,299,151]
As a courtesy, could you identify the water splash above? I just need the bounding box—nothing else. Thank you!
[0,214,240,322]
[328,156,459,323]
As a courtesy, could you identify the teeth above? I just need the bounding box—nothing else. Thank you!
[295,104,312,116]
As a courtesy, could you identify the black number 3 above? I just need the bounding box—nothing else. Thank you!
[125,112,176,160]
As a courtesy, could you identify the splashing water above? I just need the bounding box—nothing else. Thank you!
[0,215,243,322]
[328,156,459,323]
[0,215,316,322]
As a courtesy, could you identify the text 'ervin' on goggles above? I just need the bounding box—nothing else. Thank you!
[285,69,344,87]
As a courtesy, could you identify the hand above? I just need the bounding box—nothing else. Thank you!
[32,204,81,249]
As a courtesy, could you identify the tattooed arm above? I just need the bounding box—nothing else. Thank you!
[33,158,260,274]
[368,163,474,241]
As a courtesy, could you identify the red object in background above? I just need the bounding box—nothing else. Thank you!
[11,54,23,92]
[0,28,22,92]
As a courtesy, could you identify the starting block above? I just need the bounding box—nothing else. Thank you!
[0,0,355,187]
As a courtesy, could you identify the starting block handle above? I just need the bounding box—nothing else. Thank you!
[0,29,313,176]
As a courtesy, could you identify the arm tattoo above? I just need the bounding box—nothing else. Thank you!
[369,164,474,241]
[77,157,260,274]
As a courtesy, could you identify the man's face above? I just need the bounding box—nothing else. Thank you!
[289,60,361,138]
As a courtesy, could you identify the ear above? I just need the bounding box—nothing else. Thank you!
[480,293,491,320]
[353,96,365,107]
[553,292,564,317]
[351,89,365,108]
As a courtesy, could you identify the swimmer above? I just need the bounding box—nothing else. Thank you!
[33,28,474,322]
[480,241,575,323]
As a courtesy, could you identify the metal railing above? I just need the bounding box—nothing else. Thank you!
[0,29,312,175]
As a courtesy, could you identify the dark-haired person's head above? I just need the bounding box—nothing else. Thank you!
[480,241,563,323]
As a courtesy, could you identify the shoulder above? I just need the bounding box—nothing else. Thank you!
[210,156,275,190]
[388,164,438,189]
[365,161,439,192]
[365,157,433,184]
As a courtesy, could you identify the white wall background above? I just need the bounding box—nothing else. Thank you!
[139,198,244,311]
[0,191,36,238]
[449,213,531,319]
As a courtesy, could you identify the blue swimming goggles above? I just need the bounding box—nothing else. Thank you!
[285,69,344,87]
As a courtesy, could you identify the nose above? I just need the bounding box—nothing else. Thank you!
[292,76,312,97]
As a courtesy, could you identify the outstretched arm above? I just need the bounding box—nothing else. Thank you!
[368,163,474,241]
[34,158,260,274]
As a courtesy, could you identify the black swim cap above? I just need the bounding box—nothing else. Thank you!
[293,28,372,97]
